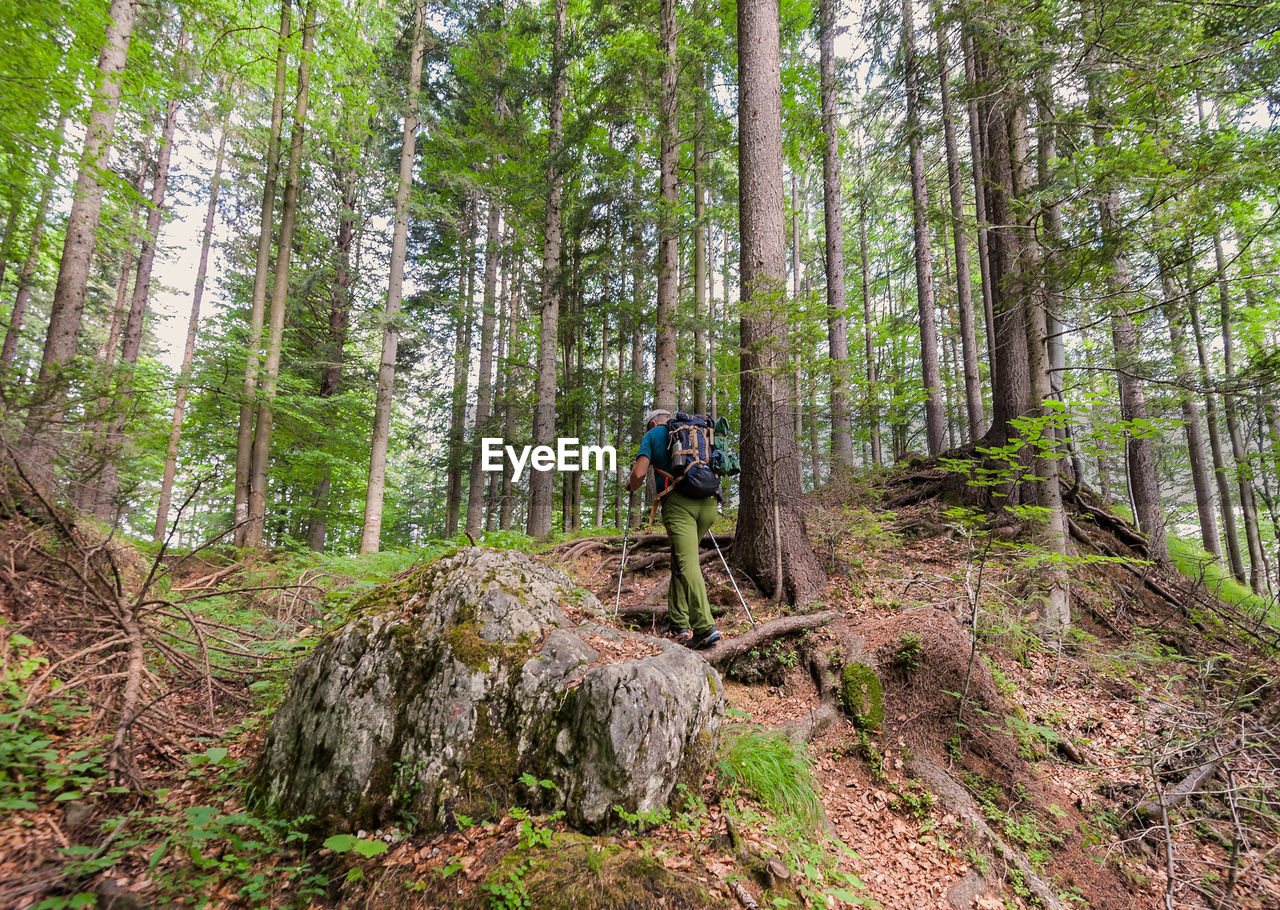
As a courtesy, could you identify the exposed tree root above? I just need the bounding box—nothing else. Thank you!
[698,612,841,669]
[908,755,1069,910]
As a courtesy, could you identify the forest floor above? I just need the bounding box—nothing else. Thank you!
[1,467,1278,910]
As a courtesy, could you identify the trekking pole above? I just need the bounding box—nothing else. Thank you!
[613,523,631,621]
[709,531,754,628]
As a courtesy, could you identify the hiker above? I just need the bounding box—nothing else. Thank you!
[626,408,721,650]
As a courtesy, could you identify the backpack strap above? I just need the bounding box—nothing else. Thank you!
[649,468,676,524]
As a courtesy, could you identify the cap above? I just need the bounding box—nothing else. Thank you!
[644,408,672,427]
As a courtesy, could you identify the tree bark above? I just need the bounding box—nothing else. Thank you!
[234,0,291,545]
[653,0,679,412]
[819,0,853,470]
[857,139,881,466]
[1093,94,1166,562]
[735,0,826,605]
[1159,254,1219,560]
[527,0,567,538]
[93,93,180,521]
[974,43,1030,451]
[155,113,229,543]
[446,202,476,536]
[22,0,138,486]
[305,142,359,551]
[692,61,707,416]
[1187,263,1243,581]
[1214,230,1266,591]
[3,115,67,373]
[466,200,501,536]
[361,0,426,553]
[902,0,944,456]
[500,257,521,530]
[935,8,983,440]
[961,27,996,371]
[245,0,317,549]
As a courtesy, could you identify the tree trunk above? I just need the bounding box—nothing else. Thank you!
[1187,263,1243,580]
[361,0,426,554]
[94,93,181,521]
[245,0,317,549]
[1093,94,1165,562]
[975,44,1030,451]
[692,62,707,416]
[1158,253,1219,559]
[653,0,679,412]
[935,7,983,440]
[1025,244,1070,635]
[735,0,826,605]
[234,0,291,545]
[902,0,944,456]
[819,0,853,470]
[961,27,996,370]
[3,114,67,373]
[1214,231,1266,591]
[304,143,359,552]
[21,0,138,486]
[499,257,520,530]
[155,112,228,543]
[857,143,880,466]
[446,202,476,537]
[526,0,567,538]
[466,200,501,536]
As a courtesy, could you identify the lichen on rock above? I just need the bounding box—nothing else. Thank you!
[251,547,724,835]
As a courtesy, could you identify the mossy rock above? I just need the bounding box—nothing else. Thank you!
[839,662,884,730]
[252,548,724,837]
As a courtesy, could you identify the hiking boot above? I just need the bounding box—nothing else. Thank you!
[663,626,692,645]
[689,627,721,649]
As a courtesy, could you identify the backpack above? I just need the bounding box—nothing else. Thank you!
[662,412,720,500]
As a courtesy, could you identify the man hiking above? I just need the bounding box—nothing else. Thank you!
[626,408,721,650]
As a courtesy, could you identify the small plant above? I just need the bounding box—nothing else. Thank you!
[892,633,923,674]
[890,780,936,819]
[613,803,671,833]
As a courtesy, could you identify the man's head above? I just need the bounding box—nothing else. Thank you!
[644,408,672,430]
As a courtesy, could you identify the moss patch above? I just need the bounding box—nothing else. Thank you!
[840,662,884,730]
[448,621,503,672]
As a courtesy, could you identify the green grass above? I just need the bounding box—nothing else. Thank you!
[716,727,824,829]
[1167,535,1278,626]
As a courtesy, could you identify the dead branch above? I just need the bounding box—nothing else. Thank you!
[698,612,841,669]
[1135,756,1223,823]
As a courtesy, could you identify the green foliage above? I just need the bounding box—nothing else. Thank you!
[890,634,922,674]
[717,727,825,829]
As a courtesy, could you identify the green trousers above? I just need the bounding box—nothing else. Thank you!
[661,491,718,634]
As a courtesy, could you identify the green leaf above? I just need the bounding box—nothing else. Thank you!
[352,838,388,858]
[323,834,358,852]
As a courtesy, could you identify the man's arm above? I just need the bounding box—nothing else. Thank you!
[626,455,650,492]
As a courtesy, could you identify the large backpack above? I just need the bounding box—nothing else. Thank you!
[661,412,720,500]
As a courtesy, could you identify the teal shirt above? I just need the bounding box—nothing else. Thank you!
[637,425,672,475]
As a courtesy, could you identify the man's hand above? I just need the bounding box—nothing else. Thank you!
[626,455,650,492]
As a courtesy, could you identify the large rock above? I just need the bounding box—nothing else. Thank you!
[252,548,723,834]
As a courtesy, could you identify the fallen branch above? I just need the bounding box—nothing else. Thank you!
[1134,757,1223,823]
[698,612,841,669]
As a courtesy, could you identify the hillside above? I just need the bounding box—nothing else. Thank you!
[1,469,1277,910]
